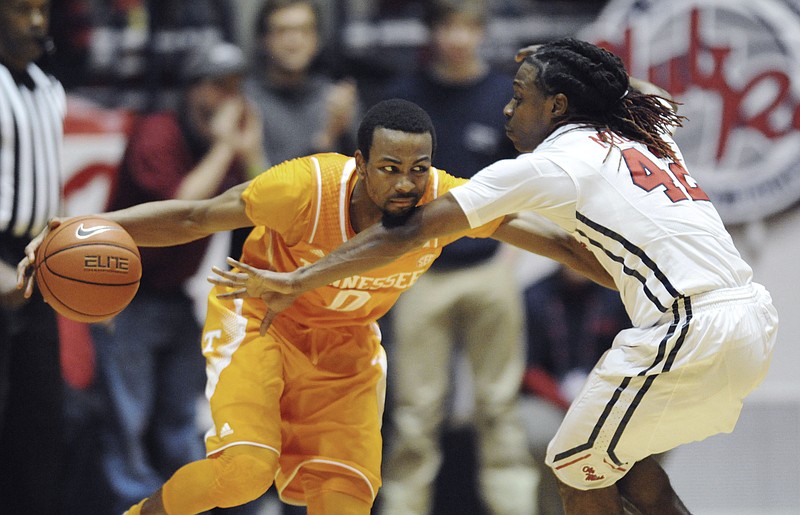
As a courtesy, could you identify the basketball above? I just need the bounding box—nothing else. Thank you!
[36,216,142,323]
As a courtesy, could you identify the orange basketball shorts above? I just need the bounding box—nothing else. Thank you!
[200,288,387,506]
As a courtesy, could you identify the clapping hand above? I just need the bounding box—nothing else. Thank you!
[210,98,246,145]
[515,44,542,63]
[313,78,358,150]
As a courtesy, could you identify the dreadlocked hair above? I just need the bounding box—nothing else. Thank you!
[526,38,685,162]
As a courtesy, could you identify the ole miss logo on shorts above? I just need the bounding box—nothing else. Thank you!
[582,465,606,482]
[582,0,800,224]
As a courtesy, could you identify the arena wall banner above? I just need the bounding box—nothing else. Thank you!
[62,95,133,216]
[581,0,800,224]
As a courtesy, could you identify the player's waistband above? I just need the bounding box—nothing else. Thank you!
[685,283,764,312]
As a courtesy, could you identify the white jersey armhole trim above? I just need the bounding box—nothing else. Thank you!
[430,167,441,248]
[338,158,356,243]
[307,156,323,244]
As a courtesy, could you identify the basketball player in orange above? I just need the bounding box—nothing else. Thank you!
[18,99,608,515]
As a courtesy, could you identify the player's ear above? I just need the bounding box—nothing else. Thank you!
[354,150,367,179]
[551,93,568,116]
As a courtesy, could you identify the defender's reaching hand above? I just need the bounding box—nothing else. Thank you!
[209,257,300,335]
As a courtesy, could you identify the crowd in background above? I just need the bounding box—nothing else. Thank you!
[18,1,632,514]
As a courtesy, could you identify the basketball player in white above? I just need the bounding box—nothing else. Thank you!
[209,38,778,514]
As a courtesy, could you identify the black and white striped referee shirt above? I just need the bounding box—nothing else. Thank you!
[0,61,64,242]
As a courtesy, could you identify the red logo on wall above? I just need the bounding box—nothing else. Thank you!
[582,0,800,223]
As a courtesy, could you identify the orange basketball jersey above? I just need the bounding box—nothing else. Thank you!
[239,153,502,330]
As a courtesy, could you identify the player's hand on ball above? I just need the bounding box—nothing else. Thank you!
[16,217,63,298]
[209,257,300,335]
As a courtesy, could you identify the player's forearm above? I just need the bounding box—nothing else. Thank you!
[289,194,471,293]
[102,199,215,247]
[494,212,617,290]
[101,182,250,247]
[566,246,617,290]
[291,220,421,292]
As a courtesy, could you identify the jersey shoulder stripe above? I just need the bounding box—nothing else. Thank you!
[304,153,355,248]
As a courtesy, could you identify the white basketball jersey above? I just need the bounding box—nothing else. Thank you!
[451,124,752,327]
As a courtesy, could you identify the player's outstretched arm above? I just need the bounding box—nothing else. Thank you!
[210,193,473,297]
[207,191,614,299]
[206,196,615,332]
[492,211,616,290]
[287,193,472,289]
[16,181,254,298]
[102,181,253,246]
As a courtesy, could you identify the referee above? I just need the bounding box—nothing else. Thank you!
[0,1,67,514]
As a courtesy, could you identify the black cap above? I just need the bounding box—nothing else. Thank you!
[182,41,247,84]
